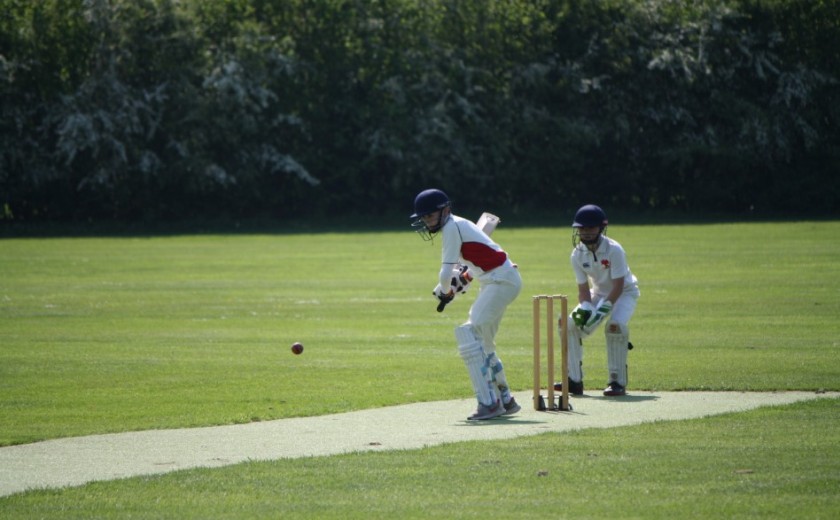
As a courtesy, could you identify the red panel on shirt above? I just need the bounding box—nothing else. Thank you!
[462,242,507,271]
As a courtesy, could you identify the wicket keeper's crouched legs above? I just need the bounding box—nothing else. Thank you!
[562,292,638,396]
[455,265,521,420]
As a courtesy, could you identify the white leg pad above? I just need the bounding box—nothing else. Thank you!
[605,322,629,386]
[455,325,497,406]
[567,321,584,382]
[487,352,512,404]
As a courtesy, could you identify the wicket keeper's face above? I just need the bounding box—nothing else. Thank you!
[578,226,601,244]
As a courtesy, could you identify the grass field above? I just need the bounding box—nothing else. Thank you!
[1,220,838,517]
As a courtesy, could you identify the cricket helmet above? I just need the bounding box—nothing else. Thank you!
[573,204,608,228]
[572,204,608,246]
[411,189,451,219]
[410,189,451,240]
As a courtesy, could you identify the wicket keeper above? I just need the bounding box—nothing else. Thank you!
[556,204,640,396]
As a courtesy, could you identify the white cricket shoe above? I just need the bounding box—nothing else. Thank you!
[503,397,521,416]
[467,400,505,421]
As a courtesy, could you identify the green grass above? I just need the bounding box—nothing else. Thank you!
[1,399,837,519]
[1,221,839,517]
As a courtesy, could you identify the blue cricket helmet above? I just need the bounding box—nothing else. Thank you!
[410,189,451,240]
[410,189,451,219]
[572,204,608,228]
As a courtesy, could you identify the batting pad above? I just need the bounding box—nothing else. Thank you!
[605,323,629,386]
[455,325,497,406]
[487,352,512,404]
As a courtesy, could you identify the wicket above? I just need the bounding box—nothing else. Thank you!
[532,295,571,411]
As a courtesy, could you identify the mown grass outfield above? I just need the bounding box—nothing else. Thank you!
[1,220,838,518]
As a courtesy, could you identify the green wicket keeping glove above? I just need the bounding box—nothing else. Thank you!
[571,302,595,329]
[583,299,612,332]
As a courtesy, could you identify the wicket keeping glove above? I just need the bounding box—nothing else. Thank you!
[571,302,595,329]
[582,299,612,334]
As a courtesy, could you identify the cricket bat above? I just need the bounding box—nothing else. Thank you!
[476,212,500,236]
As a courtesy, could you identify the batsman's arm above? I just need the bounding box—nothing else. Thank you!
[433,262,458,312]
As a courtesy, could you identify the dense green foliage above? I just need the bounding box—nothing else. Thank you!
[1,0,838,222]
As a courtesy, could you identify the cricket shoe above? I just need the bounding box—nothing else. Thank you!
[553,379,584,396]
[467,400,505,421]
[603,381,626,396]
[502,397,521,416]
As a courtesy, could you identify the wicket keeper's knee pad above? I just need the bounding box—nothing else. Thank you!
[604,321,629,338]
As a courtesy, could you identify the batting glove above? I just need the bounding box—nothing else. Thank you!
[433,285,455,312]
[433,284,455,302]
[450,264,473,294]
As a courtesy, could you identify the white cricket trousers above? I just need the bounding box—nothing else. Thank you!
[592,290,638,327]
[466,264,522,354]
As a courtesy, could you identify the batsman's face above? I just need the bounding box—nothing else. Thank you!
[421,210,443,230]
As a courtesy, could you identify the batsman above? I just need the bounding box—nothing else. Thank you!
[410,189,522,420]
[556,204,640,397]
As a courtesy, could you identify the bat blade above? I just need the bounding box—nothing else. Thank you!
[476,212,500,235]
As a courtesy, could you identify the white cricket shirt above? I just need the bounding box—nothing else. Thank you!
[570,236,639,296]
[439,215,509,287]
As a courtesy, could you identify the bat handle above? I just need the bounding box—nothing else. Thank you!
[436,300,448,312]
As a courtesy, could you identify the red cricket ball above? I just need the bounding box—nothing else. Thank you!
[291,342,304,355]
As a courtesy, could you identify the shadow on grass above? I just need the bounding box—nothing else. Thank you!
[456,418,552,426]
[573,394,660,403]
[3,210,835,239]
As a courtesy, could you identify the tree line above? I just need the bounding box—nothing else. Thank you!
[1,0,838,223]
